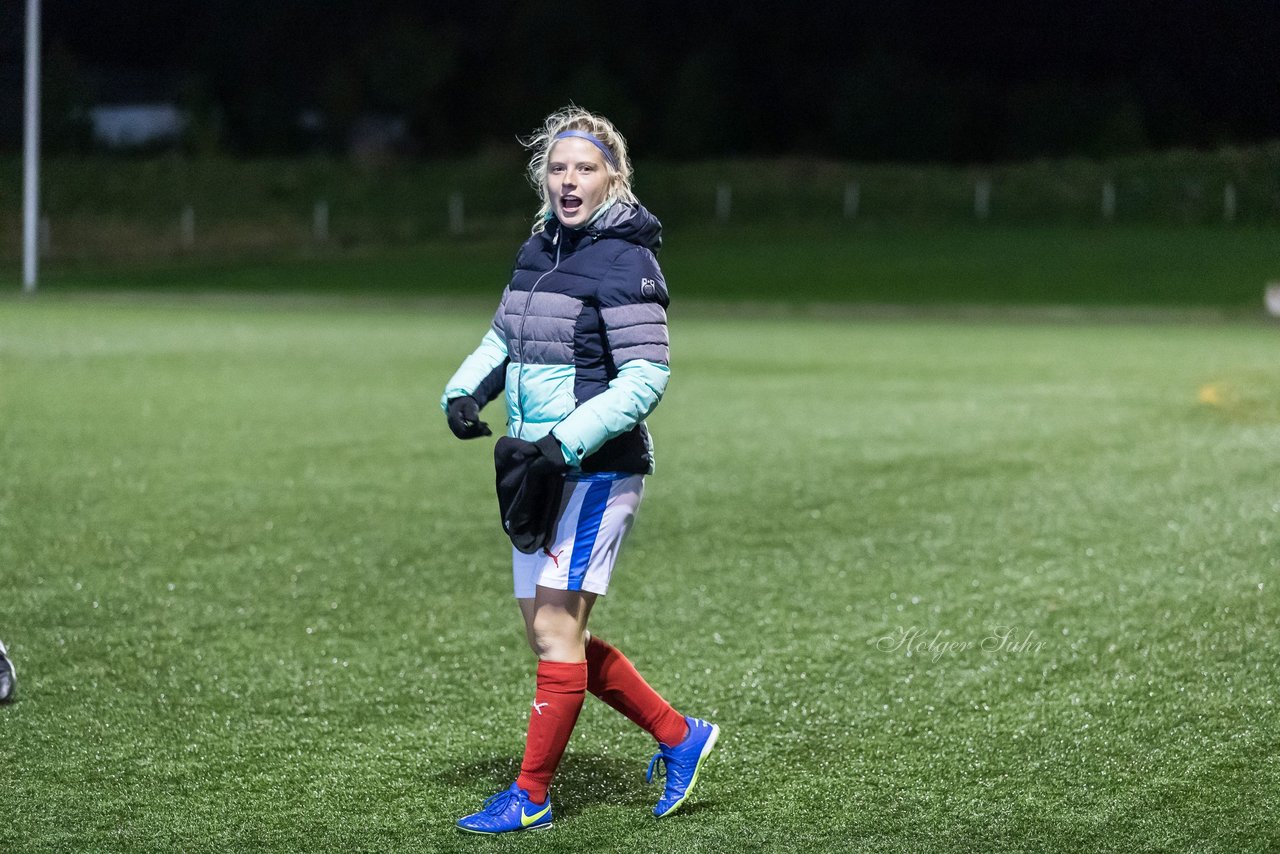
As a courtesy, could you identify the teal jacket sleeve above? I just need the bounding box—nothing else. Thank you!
[550,246,671,466]
[440,292,509,411]
[551,359,669,466]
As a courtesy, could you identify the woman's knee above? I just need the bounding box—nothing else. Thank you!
[529,616,585,660]
[523,588,595,660]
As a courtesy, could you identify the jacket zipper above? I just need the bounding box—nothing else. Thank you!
[513,229,562,439]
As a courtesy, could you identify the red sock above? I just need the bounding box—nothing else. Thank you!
[586,636,689,747]
[515,660,587,804]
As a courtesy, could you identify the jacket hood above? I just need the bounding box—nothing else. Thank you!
[545,201,663,251]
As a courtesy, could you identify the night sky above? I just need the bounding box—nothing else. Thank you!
[2,0,1278,161]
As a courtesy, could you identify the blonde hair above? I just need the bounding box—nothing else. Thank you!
[522,105,636,232]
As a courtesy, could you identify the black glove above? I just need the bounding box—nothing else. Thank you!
[446,396,492,440]
[496,434,569,473]
[531,433,570,475]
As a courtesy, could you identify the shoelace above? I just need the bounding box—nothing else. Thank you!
[646,748,673,784]
[481,788,518,815]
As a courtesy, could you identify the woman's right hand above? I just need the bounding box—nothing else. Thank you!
[446,396,492,439]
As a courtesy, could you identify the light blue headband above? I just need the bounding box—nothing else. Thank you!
[554,130,618,167]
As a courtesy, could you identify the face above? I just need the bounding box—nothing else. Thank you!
[546,137,610,228]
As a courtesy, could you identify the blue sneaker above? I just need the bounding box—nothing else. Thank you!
[646,716,719,818]
[456,783,552,834]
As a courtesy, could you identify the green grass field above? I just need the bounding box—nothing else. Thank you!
[2,295,1278,852]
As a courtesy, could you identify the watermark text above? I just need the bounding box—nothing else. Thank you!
[874,625,1047,662]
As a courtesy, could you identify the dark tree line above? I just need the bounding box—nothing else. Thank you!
[1,0,1278,162]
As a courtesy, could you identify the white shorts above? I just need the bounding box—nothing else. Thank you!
[513,472,645,598]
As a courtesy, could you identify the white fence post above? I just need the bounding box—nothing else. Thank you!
[449,192,465,236]
[1102,181,1116,220]
[180,205,195,249]
[715,183,731,223]
[844,181,860,219]
[974,177,991,221]
[1266,283,1280,318]
[313,200,329,243]
[22,0,41,292]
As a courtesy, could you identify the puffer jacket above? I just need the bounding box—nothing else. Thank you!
[441,201,671,474]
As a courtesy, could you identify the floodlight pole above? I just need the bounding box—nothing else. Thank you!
[23,0,42,293]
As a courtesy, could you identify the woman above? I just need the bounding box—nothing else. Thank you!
[441,106,718,835]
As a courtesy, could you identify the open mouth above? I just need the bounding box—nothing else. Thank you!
[560,195,583,215]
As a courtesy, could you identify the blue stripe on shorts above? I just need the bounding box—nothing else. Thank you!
[566,470,632,482]
[567,479,612,591]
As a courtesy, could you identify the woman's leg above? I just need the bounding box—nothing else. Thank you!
[584,635,689,747]
[518,585,595,662]
[518,591,686,747]
[511,586,596,804]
